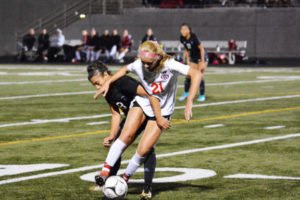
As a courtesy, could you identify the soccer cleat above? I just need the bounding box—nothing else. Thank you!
[178,92,189,101]
[95,170,109,186]
[197,95,206,102]
[140,185,152,200]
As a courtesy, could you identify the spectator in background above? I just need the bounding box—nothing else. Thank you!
[18,28,36,61]
[109,29,121,61]
[89,28,100,62]
[118,29,132,63]
[46,29,65,62]
[141,28,157,43]
[36,28,49,62]
[74,30,90,62]
[98,29,111,62]
[22,28,36,51]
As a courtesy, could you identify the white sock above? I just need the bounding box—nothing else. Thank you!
[118,52,125,60]
[75,51,81,61]
[125,152,144,177]
[104,139,127,168]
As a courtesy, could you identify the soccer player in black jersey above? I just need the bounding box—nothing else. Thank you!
[179,23,208,102]
[87,61,169,199]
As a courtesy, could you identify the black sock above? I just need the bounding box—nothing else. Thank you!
[200,78,205,95]
[143,148,156,190]
[184,77,191,92]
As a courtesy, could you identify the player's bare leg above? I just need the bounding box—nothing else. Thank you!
[95,107,146,186]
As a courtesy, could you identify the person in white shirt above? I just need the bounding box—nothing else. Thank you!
[93,41,201,198]
[46,29,65,62]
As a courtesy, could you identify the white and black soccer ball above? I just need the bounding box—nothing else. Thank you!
[102,176,128,199]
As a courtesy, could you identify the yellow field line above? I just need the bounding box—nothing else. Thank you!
[1,106,299,147]
[0,130,109,146]
[173,106,300,124]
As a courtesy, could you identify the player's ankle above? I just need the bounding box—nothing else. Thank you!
[122,173,130,182]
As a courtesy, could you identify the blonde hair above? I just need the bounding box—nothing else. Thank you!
[139,41,172,72]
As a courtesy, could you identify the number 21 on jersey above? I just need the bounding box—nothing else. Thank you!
[151,82,164,94]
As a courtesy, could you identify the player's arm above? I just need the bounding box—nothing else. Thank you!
[103,105,122,147]
[185,67,202,122]
[198,44,205,62]
[184,49,190,65]
[136,85,170,130]
[94,66,128,99]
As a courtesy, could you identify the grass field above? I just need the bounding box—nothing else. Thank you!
[0,64,299,200]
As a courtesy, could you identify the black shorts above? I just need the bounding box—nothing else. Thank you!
[190,51,209,64]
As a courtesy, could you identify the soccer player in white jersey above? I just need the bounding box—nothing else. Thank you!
[94,41,202,199]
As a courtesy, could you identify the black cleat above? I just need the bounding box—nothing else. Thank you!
[95,175,107,186]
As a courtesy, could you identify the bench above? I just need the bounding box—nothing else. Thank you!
[160,40,247,65]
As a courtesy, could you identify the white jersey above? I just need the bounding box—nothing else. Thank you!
[127,58,190,117]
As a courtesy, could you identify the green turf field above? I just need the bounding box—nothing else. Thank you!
[0,64,299,200]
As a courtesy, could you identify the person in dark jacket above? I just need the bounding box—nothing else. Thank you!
[141,28,157,43]
[36,28,49,61]
[108,29,121,61]
[18,28,36,61]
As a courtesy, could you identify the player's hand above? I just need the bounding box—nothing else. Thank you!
[94,81,110,99]
[156,116,170,130]
[184,99,193,122]
[103,136,114,147]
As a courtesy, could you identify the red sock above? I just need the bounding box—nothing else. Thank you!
[100,163,111,177]
[122,173,130,182]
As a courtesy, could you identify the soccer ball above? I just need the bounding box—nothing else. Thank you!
[102,176,128,199]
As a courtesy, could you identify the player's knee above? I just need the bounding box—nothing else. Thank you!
[120,131,135,144]
[137,147,150,157]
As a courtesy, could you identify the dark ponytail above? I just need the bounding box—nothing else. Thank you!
[87,61,111,81]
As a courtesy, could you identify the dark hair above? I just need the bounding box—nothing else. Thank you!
[180,23,192,32]
[87,61,111,81]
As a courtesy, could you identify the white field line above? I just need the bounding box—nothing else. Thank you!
[0,66,120,71]
[264,126,286,130]
[2,76,300,100]
[174,94,300,109]
[224,174,300,180]
[86,121,109,126]
[204,124,224,128]
[0,114,112,128]
[177,78,300,88]
[0,91,95,100]
[1,132,299,185]
[1,94,300,129]
[0,79,86,85]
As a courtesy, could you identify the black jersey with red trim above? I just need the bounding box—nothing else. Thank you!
[180,33,201,60]
[105,76,139,116]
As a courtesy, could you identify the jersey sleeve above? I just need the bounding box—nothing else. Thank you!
[118,76,139,97]
[126,59,141,73]
[168,59,190,76]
